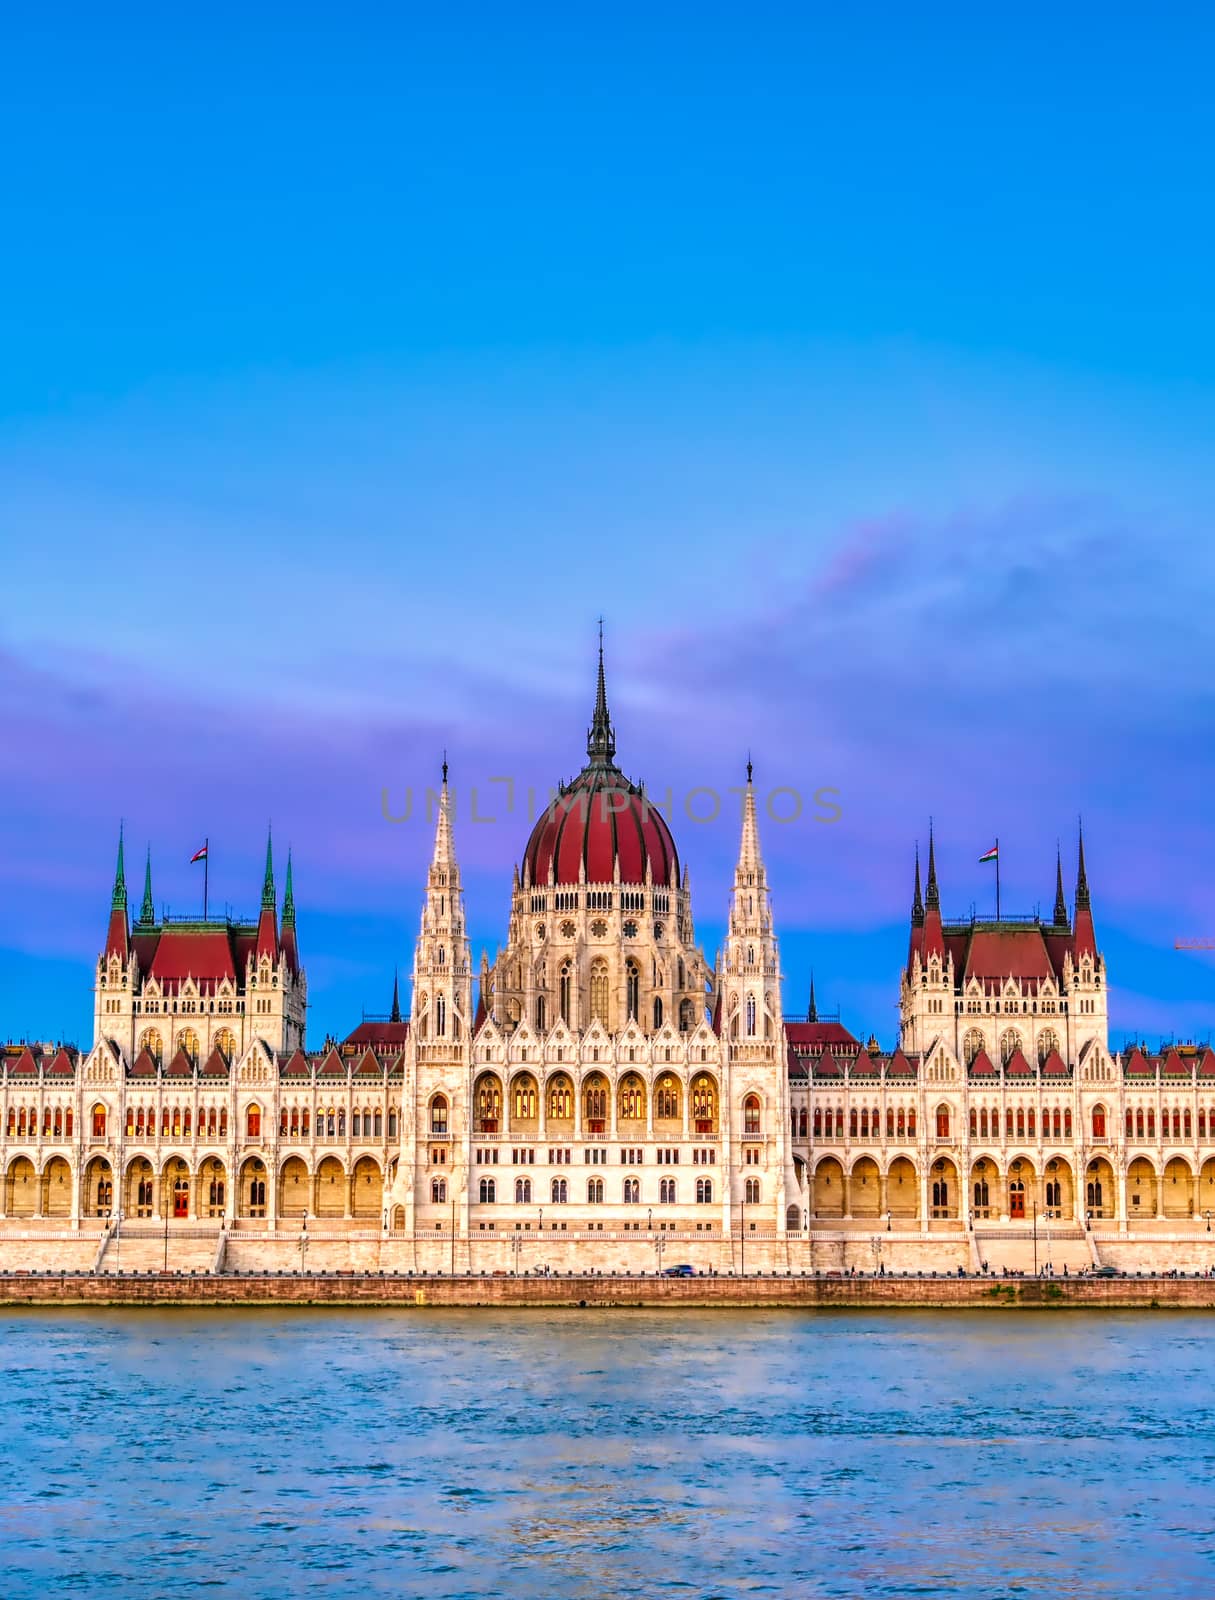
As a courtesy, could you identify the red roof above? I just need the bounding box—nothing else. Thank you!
[965,929,1054,983]
[813,1050,843,1079]
[165,1047,195,1078]
[785,1021,862,1052]
[1004,1047,1034,1078]
[6,1046,39,1077]
[129,1047,158,1078]
[201,1046,230,1077]
[280,1049,311,1079]
[521,768,678,887]
[44,1047,76,1078]
[1198,1048,1215,1078]
[968,1048,997,1078]
[317,1048,347,1079]
[148,929,237,991]
[1040,1048,1069,1078]
[886,1050,917,1076]
[343,1020,409,1049]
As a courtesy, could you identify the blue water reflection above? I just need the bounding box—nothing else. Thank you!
[2,1309,1213,1597]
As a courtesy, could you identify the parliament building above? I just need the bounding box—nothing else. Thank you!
[2,650,1212,1276]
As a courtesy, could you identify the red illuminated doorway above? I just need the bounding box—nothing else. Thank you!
[1009,1181,1026,1220]
[173,1178,189,1219]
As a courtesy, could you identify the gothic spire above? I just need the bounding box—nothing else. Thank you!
[585,620,617,768]
[432,758,457,871]
[282,848,295,927]
[1053,842,1068,926]
[111,822,127,911]
[736,757,765,880]
[261,826,276,910]
[911,843,924,927]
[138,845,154,924]
[808,971,818,1023]
[925,822,939,911]
[390,966,401,1024]
[1075,819,1090,910]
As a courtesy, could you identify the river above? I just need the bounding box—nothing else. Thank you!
[1,1308,1212,1597]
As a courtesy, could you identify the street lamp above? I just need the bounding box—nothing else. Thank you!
[512,1227,521,1275]
[300,1215,309,1273]
[1032,1208,1039,1277]
[653,1229,666,1273]
[1206,1209,1212,1234]
[886,1209,892,1233]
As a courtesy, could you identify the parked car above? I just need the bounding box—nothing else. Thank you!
[1091,1264,1120,1278]
[662,1264,695,1277]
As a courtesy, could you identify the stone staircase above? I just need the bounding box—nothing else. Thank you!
[99,1228,220,1275]
[974,1227,1092,1277]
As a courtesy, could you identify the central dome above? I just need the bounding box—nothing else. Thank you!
[520,640,680,889]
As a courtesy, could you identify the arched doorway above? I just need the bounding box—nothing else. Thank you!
[1162,1156,1194,1220]
[850,1156,881,1218]
[1007,1158,1037,1220]
[930,1157,959,1219]
[1043,1157,1074,1220]
[161,1158,190,1220]
[5,1156,36,1218]
[41,1156,72,1219]
[83,1156,114,1218]
[509,1072,539,1134]
[886,1156,918,1221]
[1199,1157,1215,1224]
[198,1157,227,1219]
[314,1156,346,1218]
[1127,1156,1157,1218]
[279,1156,310,1219]
[813,1157,844,1218]
[351,1156,383,1218]
[240,1157,268,1220]
[1085,1157,1116,1220]
[125,1156,155,1218]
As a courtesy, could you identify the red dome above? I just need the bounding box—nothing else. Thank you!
[522,768,679,888]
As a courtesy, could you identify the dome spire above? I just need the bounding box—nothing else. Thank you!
[586,619,616,768]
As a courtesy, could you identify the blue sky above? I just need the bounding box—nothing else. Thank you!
[3,5,1214,1047]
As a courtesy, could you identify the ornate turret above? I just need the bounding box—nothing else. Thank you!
[1073,822,1096,960]
[255,827,279,962]
[105,824,129,962]
[585,621,617,770]
[279,848,300,974]
[911,844,924,928]
[138,845,155,925]
[411,760,471,1043]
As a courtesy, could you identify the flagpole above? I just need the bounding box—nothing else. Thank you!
[204,837,209,922]
[996,836,1001,923]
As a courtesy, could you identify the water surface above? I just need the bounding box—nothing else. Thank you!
[2,1309,1212,1597]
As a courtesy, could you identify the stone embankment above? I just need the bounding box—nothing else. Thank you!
[1,1272,1214,1309]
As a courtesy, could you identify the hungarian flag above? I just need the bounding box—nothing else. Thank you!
[978,844,998,863]
[190,843,208,863]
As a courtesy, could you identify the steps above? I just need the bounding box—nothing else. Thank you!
[975,1230,1092,1277]
[99,1229,220,1275]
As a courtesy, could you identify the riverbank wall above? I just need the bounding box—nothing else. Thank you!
[2,1271,1214,1309]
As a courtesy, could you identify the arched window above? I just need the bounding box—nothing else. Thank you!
[479,1178,496,1204]
[91,1103,107,1138]
[548,1078,572,1119]
[746,995,757,1037]
[814,1108,823,1137]
[590,961,609,1026]
[584,1077,607,1125]
[587,1177,604,1204]
[896,1108,905,1137]
[908,1108,917,1136]
[974,1174,990,1210]
[849,1108,858,1138]
[963,1029,984,1067]
[696,1177,713,1204]
[435,996,446,1037]
[246,1104,261,1139]
[935,1104,950,1139]
[653,997,663,1030]
[744,1177,760,1204]
[431,1095,448,1135]
[431,1178,446,1203]
[515,1177,532,1203]
[931,1176,949,1209]
[743,1095,761,1136]
[179,1028,199,1066]
[999,1030,1022,1066]
[660,1177,676,1203]
[679,998,694,1032]
[140,1029,163,1066]
[1037,1028,1059,1066]
[623,1177,640,1203]
[619,1077,644,1121]
[513,1078,537,1120]
[476,1079,501,1132]
[691,1074,717,1133]
[799,1107,808,1138]
[535,995,547,1032]
[625,959,640,1019]
[656,1074,680,1120]
[1185,1108,1192,1138]
[560,962,573,1025]
[215,1028,236,1063]
[551,1177,567,1203]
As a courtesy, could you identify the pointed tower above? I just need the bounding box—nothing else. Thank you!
[585,619,617,770]
[1052,844,1068,928]
[911,845,924,927]
[255,827,279,962]
[1073,822,1096,960]
[279,848,300,974]
[411,760,472,1045]
[921,823,944,962]
[807,972,818,1024]
[105,824,129,962]
[138,845,155,925]
[390,967,402,1025]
